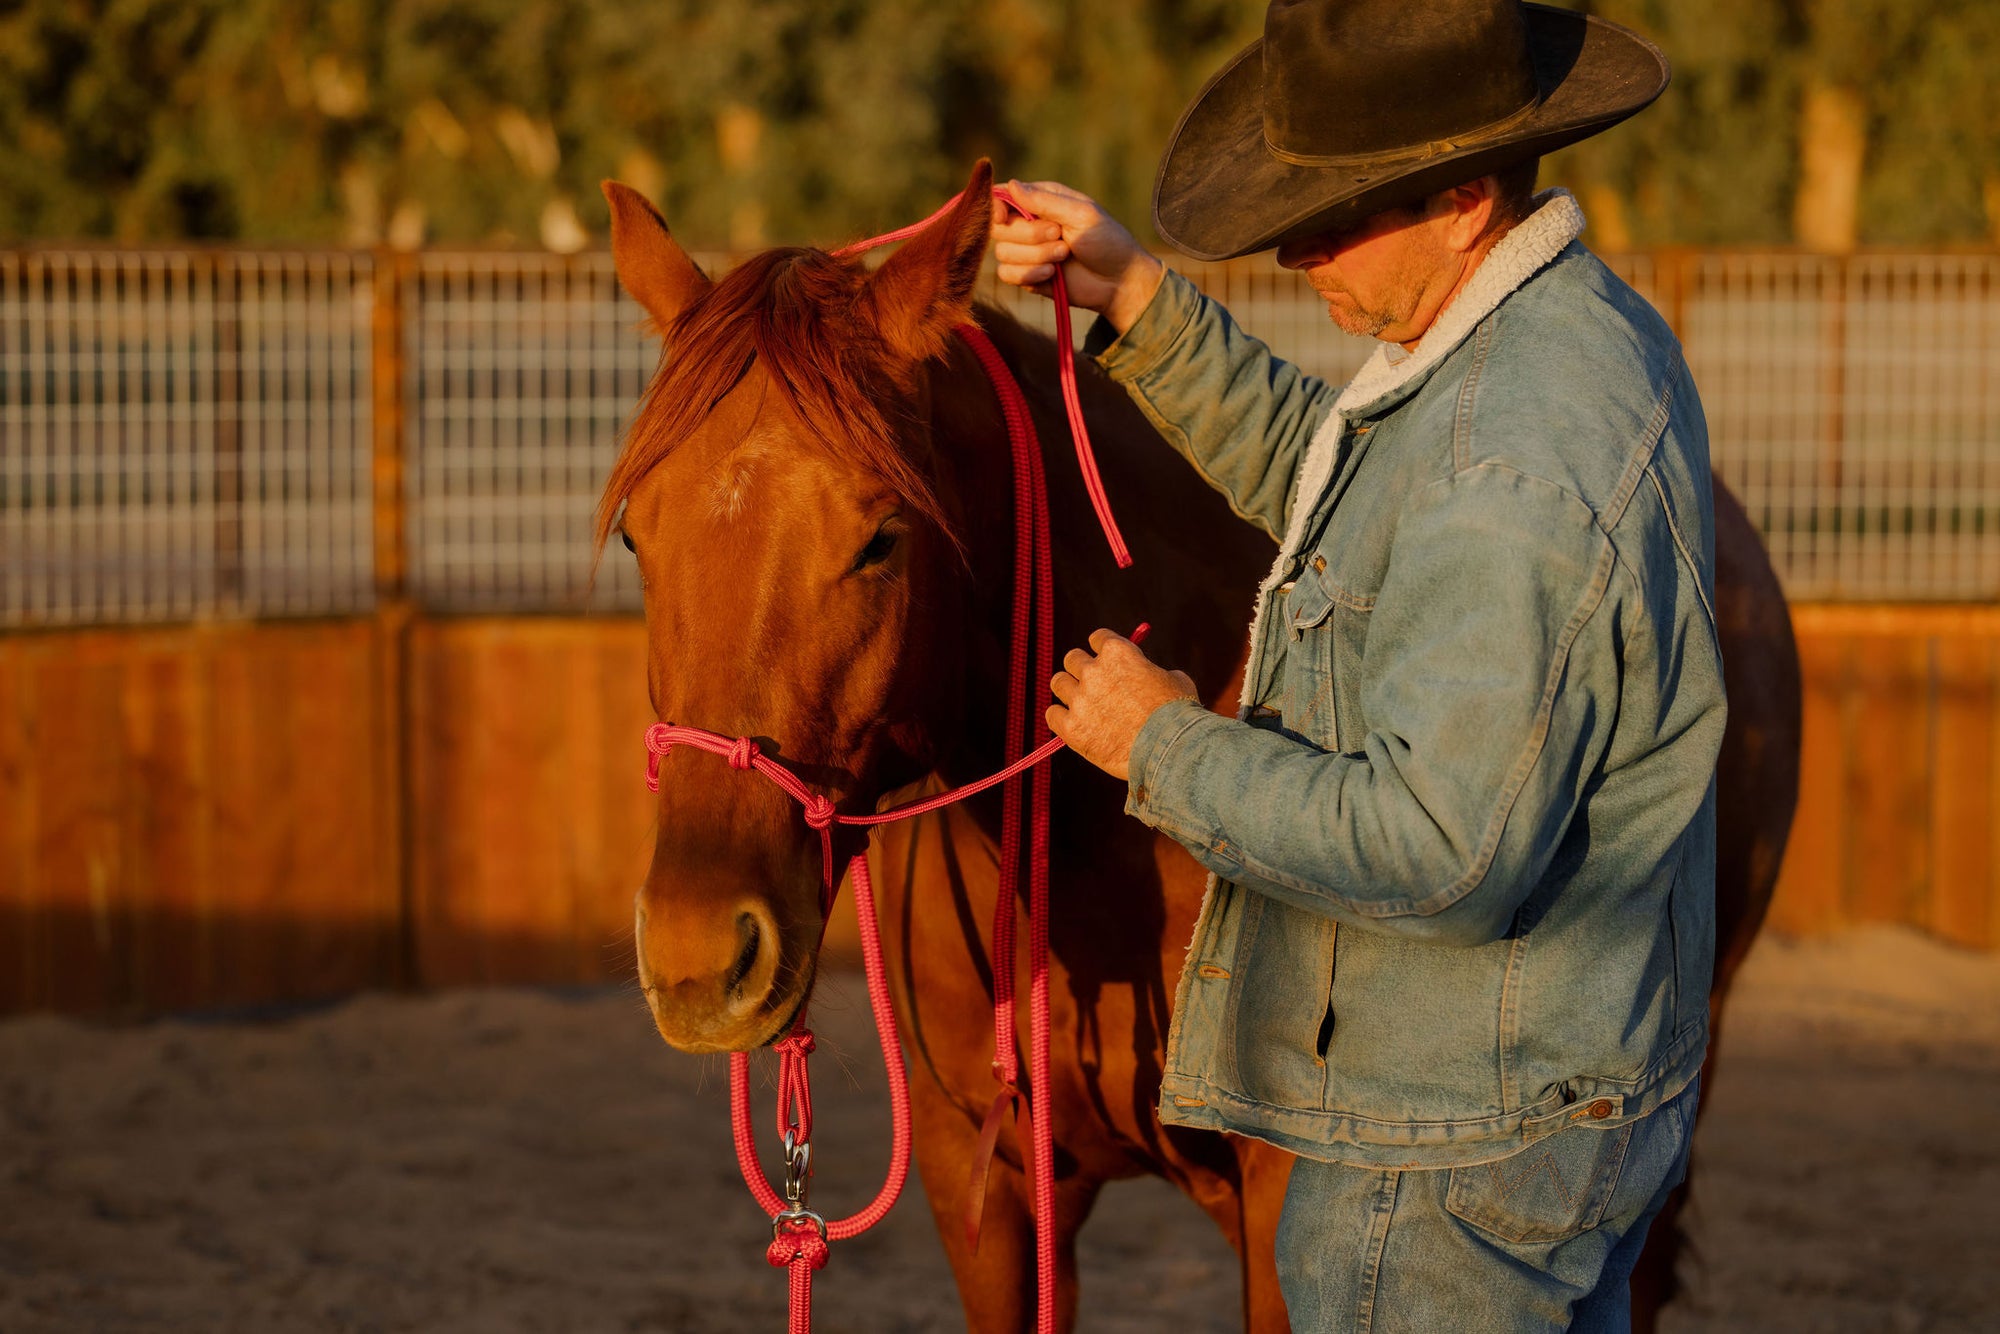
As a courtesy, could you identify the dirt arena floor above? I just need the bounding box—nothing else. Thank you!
[3,925,1996,1333]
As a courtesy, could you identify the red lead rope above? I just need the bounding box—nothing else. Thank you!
[645,190,1134,1334]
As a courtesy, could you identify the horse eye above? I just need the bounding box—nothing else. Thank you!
[620,529,636,554]
[852,526,899,572]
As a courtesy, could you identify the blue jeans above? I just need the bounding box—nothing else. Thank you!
[1275,1077,1700,1333]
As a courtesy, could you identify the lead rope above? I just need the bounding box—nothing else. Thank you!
[648,187,1133,1334]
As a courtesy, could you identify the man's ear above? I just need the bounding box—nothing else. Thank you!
[1442,178,1500,252]
[864,159,994,364]
[602,181,710,333]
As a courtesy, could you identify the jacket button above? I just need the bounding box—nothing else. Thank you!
[1311,554,1327,573]
[1587,1099,1614,1120]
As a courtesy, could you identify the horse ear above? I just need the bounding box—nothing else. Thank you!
[602,180,710,334]
[864,159,994,363]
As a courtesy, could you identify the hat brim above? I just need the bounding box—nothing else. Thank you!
[1153,5,1667,261]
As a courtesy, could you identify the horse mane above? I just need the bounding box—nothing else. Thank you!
[593,247,952,557]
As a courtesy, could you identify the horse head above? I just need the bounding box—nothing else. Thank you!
[597,162,995,1053]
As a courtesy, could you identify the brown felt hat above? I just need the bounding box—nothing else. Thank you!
[1153,0,1668,260]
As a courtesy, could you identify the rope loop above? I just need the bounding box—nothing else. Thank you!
[727,737,762,771]
[776,1033,817,1146]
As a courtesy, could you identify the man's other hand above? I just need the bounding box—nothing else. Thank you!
[991,181,1165,336]
[1048,630,1198,782]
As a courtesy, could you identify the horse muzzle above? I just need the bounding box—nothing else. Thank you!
[634,894,814,1052]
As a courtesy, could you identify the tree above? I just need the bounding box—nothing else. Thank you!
[1546,0,2000,248]
[0,0,1993,249]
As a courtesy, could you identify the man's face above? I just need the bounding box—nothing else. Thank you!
[1276,199,1461,345]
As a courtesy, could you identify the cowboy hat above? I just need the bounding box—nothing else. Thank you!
[1153,0,1667,260]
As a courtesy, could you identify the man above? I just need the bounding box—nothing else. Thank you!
[992,2,1725,1330]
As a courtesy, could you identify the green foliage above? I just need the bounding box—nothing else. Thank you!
[1545,0,2000,246]
[0,0,1992,248]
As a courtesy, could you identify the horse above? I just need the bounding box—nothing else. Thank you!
[596,160,1801,1332]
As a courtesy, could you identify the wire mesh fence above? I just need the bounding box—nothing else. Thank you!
[405,253,651,614]
[4,244,1998,627]
[1,251,375,627]
[1684,254,2000,601]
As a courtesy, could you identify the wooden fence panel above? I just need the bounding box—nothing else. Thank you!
[1845,635,1934,926]
[1768,606,2000,949]
[1771,632,1846,937]
[1930,636,1998,945]
[0,622,398,1014]
[5,605,1999,1017]
[406,619,658,990]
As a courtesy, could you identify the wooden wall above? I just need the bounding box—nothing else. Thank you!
[3,606,1997,1016]
[0,621,400,1013]
[1769,605,2000,949]
[404,618,657,990]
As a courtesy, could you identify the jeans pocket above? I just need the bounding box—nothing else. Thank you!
[1445,1122,1637,1245]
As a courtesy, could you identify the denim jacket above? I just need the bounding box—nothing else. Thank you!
[1089,193,1726,1169]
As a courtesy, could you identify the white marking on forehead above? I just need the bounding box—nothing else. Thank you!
[708,429,777,522]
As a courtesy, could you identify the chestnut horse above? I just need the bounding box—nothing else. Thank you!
[597,162,1800,1332]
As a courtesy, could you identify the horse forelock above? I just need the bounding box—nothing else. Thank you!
[594,247,953,557]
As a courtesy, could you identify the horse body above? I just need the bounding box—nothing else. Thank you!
[601,163,1799,1332]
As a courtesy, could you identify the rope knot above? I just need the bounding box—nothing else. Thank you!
[644,724,674,792]
[774,1031,816,1060]
[802,796,836,831]
[726,737,761,771]
[766,1220,830,1271]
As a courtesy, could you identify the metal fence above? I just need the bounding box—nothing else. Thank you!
[405,254,651,614]
[1,252,376,626]
[1681,255,2000,600]
[4,245,1999,627]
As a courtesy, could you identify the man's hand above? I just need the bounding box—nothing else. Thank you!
[991,180,1165,336]
[1048,630,1199,781]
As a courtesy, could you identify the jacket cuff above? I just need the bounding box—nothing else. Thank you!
[1083,268,1204,381]
[1125,697,1225,836]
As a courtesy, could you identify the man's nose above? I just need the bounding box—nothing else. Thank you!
[1277,235,1334,271]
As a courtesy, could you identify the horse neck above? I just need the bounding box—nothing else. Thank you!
[916,307,1272,788]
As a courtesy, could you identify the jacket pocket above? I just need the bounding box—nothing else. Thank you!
[1226,896,1339,1109]
[1444,1120,1636,1245]
[1282,569,1339,748]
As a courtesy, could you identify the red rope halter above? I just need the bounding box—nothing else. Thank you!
[642,186,1133,1334]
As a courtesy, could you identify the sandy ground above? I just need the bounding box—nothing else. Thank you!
[2,926,1996,1333]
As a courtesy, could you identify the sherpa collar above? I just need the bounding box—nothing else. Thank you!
[1276,188,1585,557]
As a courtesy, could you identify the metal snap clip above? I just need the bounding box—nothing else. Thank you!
[781,1130,813,1210]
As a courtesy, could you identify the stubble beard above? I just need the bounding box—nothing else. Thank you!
[1312,228,1453,342]
[1318,288,1395,339]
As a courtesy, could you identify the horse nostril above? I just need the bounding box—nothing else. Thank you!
[724,912,762,996]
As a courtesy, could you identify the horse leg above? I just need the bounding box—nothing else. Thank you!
[906,1074,1103,1332]
[1183,1138,1295,1333]
[1236,1141,1295,1333]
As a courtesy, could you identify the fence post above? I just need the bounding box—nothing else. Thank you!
[1821,253,1849,593]
[370,249,416,989]
[1659,246,1690,343]
[213,256,244,610]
